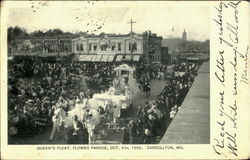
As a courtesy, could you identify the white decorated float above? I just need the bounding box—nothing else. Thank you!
[92,64,140,110]
[62,64,140,130]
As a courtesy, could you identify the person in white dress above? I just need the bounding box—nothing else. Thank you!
[113,105,121,130]
[49,106,66,142]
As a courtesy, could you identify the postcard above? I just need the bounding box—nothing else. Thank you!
[1,1,249,159]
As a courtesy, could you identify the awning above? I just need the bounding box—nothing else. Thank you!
[59,52,72,57]
[78,55,88,61]
[125,55,132,61]
[91,55,104,62]
[38,53,58,57]
[108,55,114,62]
[14,52,38,56]
[116,55,123,62]
[91,55,97,62]
[96,55,102,62]
[8,56,14,60]
[85,55,93,61]
[101,55,109,62]
[133,55,140,61]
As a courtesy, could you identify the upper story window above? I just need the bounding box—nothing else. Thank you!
[64,43,68,52]
[80,44,84,51]
[89,44,92,51]
[118,43,121,51]
[129,42,137,51]
[101,44,107,51]
[93,45,97,51]
[76,43,79,51]
[48,44,58,53]
[76,43,84,51]
[111,45,116,51]
[133,43,137,51]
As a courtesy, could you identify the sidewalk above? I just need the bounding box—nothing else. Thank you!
[160,62,210,144]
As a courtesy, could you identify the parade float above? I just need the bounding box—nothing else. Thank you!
[63,64,140,129]
[90,64,140,110]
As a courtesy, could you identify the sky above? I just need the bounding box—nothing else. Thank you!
[6,1,210,41]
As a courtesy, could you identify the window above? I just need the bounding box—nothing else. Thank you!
[35,43,40,52]
[48,45,58,53]
[64,43,68,52]
[101,44,107,51]
[76,43,79,51]
[111,45,115,51]
[89,44,92,51]
[129,42,137,52]
[80,44,84,51]
[54,45,58,52]
[118,43,121,51]
[133,43,137,51]
[93,45,97,51]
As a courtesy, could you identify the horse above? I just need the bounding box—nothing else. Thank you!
[62,99,101,144]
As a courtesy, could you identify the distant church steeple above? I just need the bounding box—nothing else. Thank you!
[181,29,187,51]
[182,29,187,41]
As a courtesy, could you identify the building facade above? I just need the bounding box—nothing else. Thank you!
[71,32,145,62]
[10,36,74,56]
[9,32,165,63]
[141,32,163,63]
[72,32,143,55]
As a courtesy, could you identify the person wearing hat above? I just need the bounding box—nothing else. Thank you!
[136,106,143,120]
[49,113,61,142]
[113,105,120,130]
[86,112,96,144]
[170,107,177,119]
[127,120,137,144]
[81,123,89,144]
[72,115,83,144]
[122,127,130,144]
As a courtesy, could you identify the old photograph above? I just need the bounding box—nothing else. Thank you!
[6,1,210,145]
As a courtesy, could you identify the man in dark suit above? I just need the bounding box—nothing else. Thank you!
[72,115,82,144]
[122,127,130,144]
[81,123,89,144]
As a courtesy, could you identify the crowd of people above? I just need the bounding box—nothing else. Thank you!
[8,56,199,144]
[7,57,150,142]
[122,62,199,144]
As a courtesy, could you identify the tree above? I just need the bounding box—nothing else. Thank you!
[44,28,64,37]
[12,26,28,37]
[8,27,14,43]
[30,30,45,37]
[8,26,28,42]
